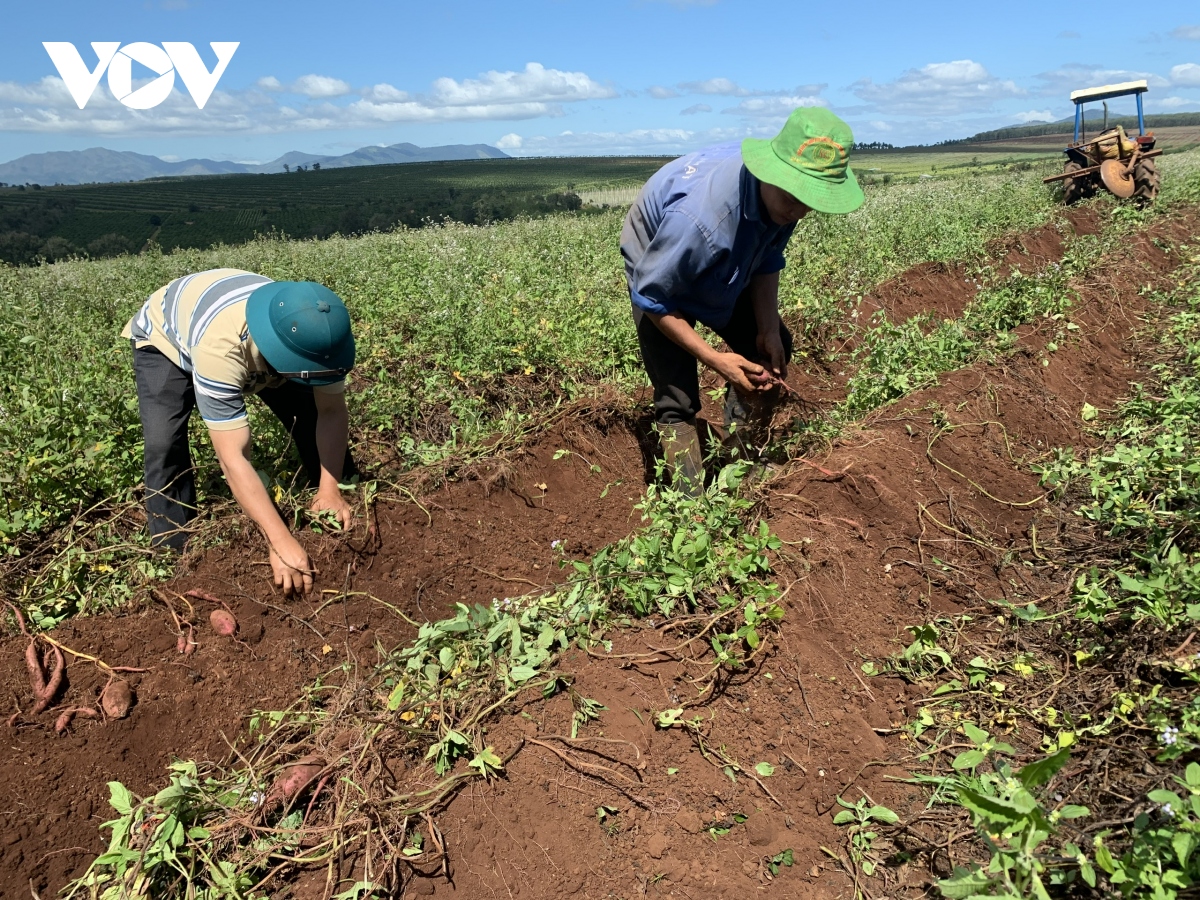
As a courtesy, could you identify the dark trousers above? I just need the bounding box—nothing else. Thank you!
[632,290,794,426]
[131,344,356,550]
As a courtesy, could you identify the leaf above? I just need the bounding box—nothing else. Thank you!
[1081,403,1098,422]
[1017,746,1070,789]
[937,866,994,898]
[952,749,985,770]
[386,681,406,711]
[963,722,989,745]
[754,762,775,777]
[108,782,134,816]
[468,747,505,779]
[655,708,685,728]
[1058,804,1089,819]
[833,810,856,825]
[508,665,537,682]
[867,805,899,824]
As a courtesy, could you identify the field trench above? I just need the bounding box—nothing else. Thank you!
[0,203,1194,898]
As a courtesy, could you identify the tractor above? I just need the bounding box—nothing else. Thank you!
[1043,79,1161,203]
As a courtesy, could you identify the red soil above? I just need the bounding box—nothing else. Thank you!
[0,205,1194,899]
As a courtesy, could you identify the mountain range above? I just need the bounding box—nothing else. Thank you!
[0,142,511,186]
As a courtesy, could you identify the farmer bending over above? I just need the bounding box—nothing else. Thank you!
[123,269,357,596]
[621,107,864,488]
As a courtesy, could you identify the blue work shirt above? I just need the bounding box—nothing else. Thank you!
[620,143,795,330]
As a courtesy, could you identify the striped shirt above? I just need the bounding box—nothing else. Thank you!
[123,268,345,431]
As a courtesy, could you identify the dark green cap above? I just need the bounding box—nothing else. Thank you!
[245,281,355,385]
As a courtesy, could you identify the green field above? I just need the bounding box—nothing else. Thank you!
[0,156,668,264]
[6,148,1200,899]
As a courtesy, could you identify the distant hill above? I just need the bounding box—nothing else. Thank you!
[0,142,510,186]
[956,111,1200,145]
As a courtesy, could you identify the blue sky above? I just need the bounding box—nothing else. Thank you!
[1,0,1198,164]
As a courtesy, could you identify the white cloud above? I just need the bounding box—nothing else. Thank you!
[495,132,523,149]
[868,120,892,132]
[721,95,825,117]
[648,85,679,99]
[1171,63,1200,85]
[292,75,353,98]
[505,124,766,156]
[679,77,751,96]
[1013,109,1055,123]
[0,61,617,136]
[853,60,1024,116]
[430,62,615,106]
[680,103,711,115]
[1171,25,1200,40]
[1035,63,1169,95]
[1157,95,1197,108]
[363,83,410,102]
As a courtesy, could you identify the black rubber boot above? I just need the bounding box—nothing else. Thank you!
[660,422,704,496]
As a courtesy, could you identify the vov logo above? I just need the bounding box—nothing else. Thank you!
[43,42,239,110]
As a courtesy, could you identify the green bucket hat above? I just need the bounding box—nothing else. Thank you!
[741,107,864,215]
[245,281,355,385]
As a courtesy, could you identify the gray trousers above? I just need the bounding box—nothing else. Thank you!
[131,344,356,550]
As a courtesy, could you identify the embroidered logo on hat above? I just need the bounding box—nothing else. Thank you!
[791,137,847,176]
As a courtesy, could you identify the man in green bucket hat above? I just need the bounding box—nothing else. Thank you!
[123,269,358,596]
[621,106,864,489]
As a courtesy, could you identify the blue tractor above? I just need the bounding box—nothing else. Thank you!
[1043,79,1161,203]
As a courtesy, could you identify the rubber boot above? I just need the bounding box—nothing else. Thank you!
[722,384,780,458]
[660,422,704,496]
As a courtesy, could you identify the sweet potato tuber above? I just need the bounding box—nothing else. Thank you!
[209,609,238,636]
[264,754,326,807]
[55,706,100,734]
[100,679,134,719]
[28,642,65,715]
[177,623,197,655]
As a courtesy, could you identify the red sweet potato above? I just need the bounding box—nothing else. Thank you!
[100,679,134,719]
[29,643,65,715]
[264,754,326,807]
[177,623,197,656]
[55,706,100,734]
[209,609,238,636]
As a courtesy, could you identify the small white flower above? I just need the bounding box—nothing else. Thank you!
[1159,726,1180,746]
[1162,803,1175,818]
[551,539,561,549]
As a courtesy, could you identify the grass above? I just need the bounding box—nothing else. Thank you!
[0,158,1096,625]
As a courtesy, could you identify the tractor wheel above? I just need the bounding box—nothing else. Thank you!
[1062,161,1093,204]
[1133,157,1160,204]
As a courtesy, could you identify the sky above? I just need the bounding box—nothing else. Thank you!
[1,0,1199,165]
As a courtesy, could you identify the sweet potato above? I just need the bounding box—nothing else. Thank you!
[55,706,99,734]
[209,609,238,636]
[100,679,134,719]
[29,642,65,715]
[264,754,326,807]
[177,623,197,655]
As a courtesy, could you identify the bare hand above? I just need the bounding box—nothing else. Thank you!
[269,540,316,597]
[310,488,354,531]
[756,328,788,379]
[711,352,772,394]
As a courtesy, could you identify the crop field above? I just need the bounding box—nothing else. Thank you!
[1,149,1200,900]
[0,155,667,263]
